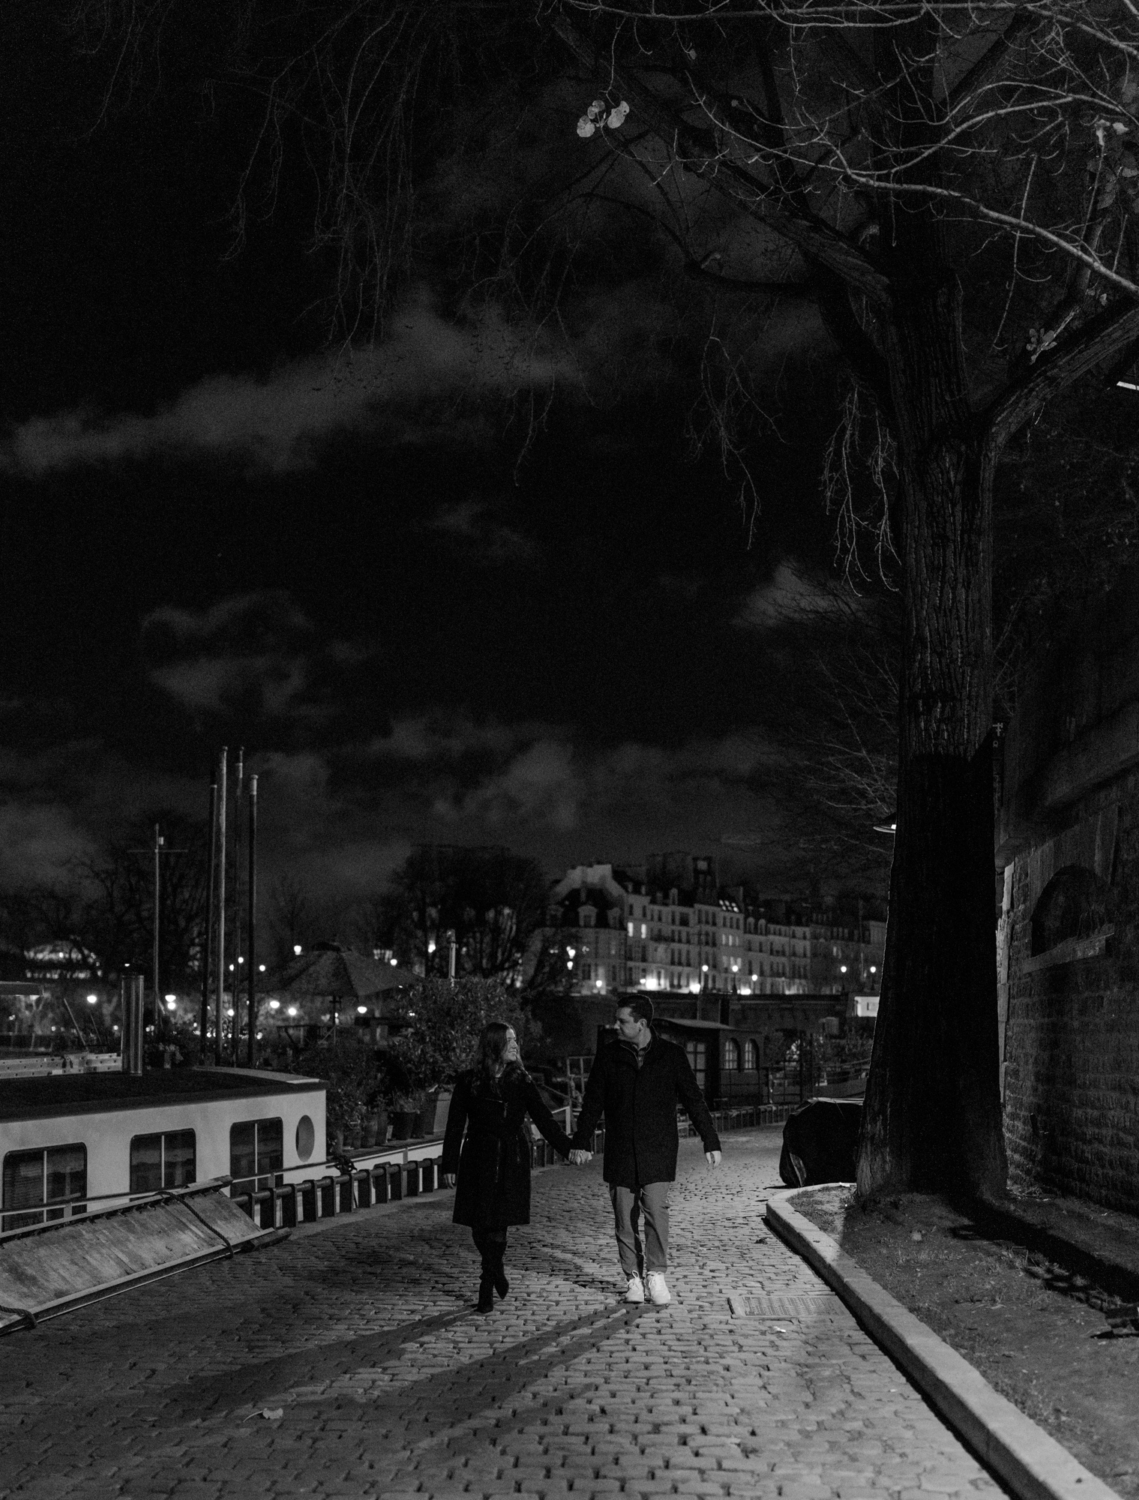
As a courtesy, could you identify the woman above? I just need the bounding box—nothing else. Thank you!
[442,1021,572,1313]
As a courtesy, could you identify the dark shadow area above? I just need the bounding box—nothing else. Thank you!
[945,1194,1139,1307]
[0,1299,646,1483]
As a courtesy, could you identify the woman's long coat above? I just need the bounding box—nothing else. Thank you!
[442,1066,572,1229]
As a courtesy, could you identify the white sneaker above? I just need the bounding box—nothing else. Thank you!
[645,1271,671,1306]
[624,1273,645,1303]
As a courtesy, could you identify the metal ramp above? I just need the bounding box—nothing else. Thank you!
[0,1178,285,1335]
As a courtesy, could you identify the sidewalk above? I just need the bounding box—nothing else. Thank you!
[0,1129,1009,1500]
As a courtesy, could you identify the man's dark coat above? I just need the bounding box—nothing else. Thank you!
[570,1032,721,1188]
[442,1065,572,1229]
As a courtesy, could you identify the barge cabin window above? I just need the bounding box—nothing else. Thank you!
[2,1144,87,1232]
[230,1118,284,1195]
[130,1129,196,1194]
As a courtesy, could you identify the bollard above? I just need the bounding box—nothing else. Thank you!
[252,1191,273,1229]
[233,1192,254,1221]
[338,1174,354,1213]
[356,1170,373,1209]
[269,1184,296,1229]
[388,1162,403,1201]
[319,1176,338,1217]
[405,1161,420,1197]
[420,1158,436,1193]
[372,1165,389,1204]
[299,1180,318,1222]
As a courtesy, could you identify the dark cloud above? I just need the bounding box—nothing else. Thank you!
[1,294,581,477]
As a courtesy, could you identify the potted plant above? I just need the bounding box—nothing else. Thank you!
[361,1094,388,1147]
[389,1092,423,1140]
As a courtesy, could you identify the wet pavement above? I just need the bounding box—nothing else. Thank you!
[0,1128,1009,1498]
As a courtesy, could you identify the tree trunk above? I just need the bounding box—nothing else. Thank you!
[857,282,1008,1200]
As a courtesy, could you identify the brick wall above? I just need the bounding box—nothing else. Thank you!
[1000,566,1139,1213]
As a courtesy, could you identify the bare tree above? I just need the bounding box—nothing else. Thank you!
[380,844,554,987]
[78,812,210,992]
[542,0,1139,1198]
[751,585,899,889]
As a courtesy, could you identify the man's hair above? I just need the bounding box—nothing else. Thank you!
[618,995,654,1025]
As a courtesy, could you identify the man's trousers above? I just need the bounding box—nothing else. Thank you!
[608,1181,671,1274]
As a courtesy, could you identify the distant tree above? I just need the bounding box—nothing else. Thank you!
[0,882,93,969]
[750,580,899,893]
[381,845,553,987]
[265,874,336,970]
[77,812,210,992]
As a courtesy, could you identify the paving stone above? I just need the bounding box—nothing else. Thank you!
[0,1134,1010,1500]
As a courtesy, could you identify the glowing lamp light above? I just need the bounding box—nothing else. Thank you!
[259,964,266,972]
[86,994,98,1005]
[226,1007,235,1018]
[293,944,302,956]
[287,1006,298,1017]
[870,965,877,974]
[165,995,177,1010]
[357,1005,368,1015]
[840,964,848,974]
[268,999,280,1011]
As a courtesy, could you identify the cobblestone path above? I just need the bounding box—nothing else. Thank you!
[0,1129,1008,1499]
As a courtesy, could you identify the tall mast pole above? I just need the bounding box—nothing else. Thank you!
[213,747,228,1064]
[231,748,244,1066]
[200,774,218,1052]
[152,822,164,1041]
[246,773,258,1069]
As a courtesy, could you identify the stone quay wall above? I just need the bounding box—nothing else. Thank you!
[998,565,1139,1211]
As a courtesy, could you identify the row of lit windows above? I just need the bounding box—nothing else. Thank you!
[1,1119,286,1232]
[724,1039,761,1071]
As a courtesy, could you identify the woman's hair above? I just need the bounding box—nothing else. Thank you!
[471,1020,526,1093]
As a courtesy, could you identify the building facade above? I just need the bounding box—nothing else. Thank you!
[549,856,884,1001]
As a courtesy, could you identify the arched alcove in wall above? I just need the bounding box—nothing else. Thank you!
[1030,863,1111,957]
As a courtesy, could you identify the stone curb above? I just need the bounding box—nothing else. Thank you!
[766,1188,1122,1500]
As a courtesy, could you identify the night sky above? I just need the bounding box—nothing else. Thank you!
[0,7,847,904]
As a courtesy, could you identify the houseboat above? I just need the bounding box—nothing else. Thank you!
[0,1065,327,1231]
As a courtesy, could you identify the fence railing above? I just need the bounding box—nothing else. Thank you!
[230,1105,797,1230]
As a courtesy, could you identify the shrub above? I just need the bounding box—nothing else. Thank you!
[388,977,540,1092]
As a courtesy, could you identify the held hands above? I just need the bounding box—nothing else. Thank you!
[569,1149,593,1166]
[442,1172,457,1188]
[706,1150,722,1169]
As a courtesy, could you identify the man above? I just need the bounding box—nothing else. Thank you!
[569,997,722,1306]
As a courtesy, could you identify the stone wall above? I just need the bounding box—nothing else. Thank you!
[999,566,1139,1211]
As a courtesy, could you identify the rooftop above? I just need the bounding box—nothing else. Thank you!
[0,1066,323,1122]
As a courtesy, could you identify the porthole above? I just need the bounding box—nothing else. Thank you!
[295,1115,315,1160]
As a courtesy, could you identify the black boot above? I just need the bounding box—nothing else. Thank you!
[477,1270,495,1313]
[474,1230,496,1312]
[491,1240,509,1300]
